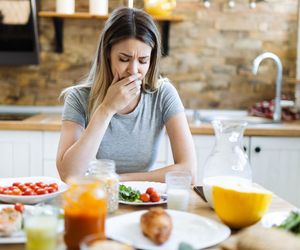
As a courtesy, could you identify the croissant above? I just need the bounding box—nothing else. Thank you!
[140,207,172,245]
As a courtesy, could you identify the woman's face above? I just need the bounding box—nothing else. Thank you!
[110,38,152,81]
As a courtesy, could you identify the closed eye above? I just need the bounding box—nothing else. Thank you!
[139,59,149,64]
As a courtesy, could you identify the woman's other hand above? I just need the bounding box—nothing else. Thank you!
[102,72,142,114]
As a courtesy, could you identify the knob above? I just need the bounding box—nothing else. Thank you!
[254,146,261,153]
[243,146,247,152]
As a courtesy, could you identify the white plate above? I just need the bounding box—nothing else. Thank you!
[261,211,292,228]
[0,176,68,204]
[119,181,167,205]
[106,209,231,250]
[0,204,64,244]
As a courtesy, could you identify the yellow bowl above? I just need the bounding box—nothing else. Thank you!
[144,0,176,16]
[212,184,272,229]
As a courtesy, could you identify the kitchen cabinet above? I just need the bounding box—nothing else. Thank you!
[43,132,61,178]
[0,131,43,177]
[42,131,173,178]
[250,136,300,207]
[163,134,300,207]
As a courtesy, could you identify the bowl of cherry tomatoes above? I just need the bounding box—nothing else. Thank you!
[0,176,68,204]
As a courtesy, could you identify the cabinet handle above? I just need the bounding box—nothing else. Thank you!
[254,146,261,153]
[243,146,247,152]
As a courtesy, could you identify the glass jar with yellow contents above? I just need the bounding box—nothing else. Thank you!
[86,159,119,213]
[144,0,176,16]
[63,176,107,250]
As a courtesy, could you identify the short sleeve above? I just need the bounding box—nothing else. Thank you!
[159,78,185,124]
[62,88,89,128]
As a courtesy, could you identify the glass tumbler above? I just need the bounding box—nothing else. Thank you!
[166,171,192,211]
[24,205,58,250]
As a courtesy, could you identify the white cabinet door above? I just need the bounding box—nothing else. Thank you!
[0,131,43,177]
[250,136,300,207]
[43,132,60,178]
[193,135,250,185]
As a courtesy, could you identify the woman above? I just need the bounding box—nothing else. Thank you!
[56,7,196,183]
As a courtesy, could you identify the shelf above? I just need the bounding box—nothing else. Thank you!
[38,11,184,55]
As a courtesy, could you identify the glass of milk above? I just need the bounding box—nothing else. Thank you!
[166,171,192,211]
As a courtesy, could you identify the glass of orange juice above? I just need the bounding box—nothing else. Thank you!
[63,176,107,250]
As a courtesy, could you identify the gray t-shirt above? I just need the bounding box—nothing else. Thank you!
[62,78,184,174]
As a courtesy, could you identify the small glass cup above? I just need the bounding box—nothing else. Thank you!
[165,171,192,211]
[24,205,58,250]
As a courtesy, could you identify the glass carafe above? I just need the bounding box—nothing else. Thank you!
[202,120,252,207]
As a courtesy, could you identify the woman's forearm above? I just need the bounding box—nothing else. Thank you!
[57,104,114,181]
[119,162,196,183]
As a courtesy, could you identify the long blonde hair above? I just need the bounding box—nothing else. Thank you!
[61,7,162,120]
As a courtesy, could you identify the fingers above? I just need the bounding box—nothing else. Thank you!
[128,80,142,96]
[117,73,142,86]
[111,72,119,85]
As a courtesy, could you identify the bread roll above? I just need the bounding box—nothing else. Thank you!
[140,207,172,245]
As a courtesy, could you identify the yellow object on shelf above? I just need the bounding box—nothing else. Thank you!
[212,183,272,229]
[144,0,176,17]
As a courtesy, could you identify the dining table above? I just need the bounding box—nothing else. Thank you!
[0,186,296,250]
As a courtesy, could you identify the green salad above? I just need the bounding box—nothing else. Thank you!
[274,211,300,236]
[119,184,141,202]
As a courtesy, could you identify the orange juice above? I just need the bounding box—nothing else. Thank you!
[63,177,107,250]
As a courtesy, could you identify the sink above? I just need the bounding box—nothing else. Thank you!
[185,109,278,125]
[0,113,37,121]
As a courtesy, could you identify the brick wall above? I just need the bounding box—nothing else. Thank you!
[0,0,297,109]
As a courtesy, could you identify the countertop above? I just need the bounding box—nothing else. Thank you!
[1,113,300,137]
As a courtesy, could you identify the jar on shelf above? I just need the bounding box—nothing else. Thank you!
[56,0,75,14]
[144,0,176,16]
[86,159,119,213]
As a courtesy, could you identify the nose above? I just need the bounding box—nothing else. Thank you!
[127,60,139,75]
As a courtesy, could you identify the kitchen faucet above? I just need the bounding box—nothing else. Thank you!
[252,52,283,123]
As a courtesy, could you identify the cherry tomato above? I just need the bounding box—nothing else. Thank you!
[8,186,15,191]
[12,188,22,196]
[146,187,155,195]
[38,183,47,188]
[14,203,24,213]
[0,187,4,194]
[35,182,46,188]
[150,192,160,202]
[49,183,58,191]
[23,189,34,196]
[28,183,36,189]
[46,187,55,193]
[4,190,13,195]
[36,188,48,195]
[140,193,150,202]
[25,182,33,186]
[18,184,26,191]
[12,182,21,187]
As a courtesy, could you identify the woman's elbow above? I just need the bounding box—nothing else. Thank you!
[56,158,68,182]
